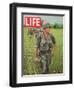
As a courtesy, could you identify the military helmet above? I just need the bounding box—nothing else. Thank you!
[43,23,50,29]
[42,20,50,29]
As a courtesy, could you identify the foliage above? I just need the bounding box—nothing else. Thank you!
[22,28,63,75]
[53,23,63,29]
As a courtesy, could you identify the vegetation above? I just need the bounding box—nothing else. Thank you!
[22,28,63,75]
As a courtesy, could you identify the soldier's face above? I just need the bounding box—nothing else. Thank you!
[44,28,49,33]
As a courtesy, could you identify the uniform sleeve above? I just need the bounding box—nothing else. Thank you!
[50,34,56,45]
[36,36,41,48]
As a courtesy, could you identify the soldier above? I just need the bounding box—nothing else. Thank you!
[28,27,34,38]
[35,23,56,74]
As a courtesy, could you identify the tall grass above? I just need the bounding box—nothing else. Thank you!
[23,28,63,75]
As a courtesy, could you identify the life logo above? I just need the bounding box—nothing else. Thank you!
[24,16,41,28]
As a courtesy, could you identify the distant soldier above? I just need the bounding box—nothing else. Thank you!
[35,23,56,74]
[28,27,34,38]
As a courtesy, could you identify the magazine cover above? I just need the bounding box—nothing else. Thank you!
[22,14,63,75]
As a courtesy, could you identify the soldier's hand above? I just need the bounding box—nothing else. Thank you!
[34,57,40,63]
[36,49,40,56]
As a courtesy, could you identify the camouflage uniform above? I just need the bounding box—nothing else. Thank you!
[36,31,56,74]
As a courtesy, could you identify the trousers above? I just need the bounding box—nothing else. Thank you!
[39,51,51,74]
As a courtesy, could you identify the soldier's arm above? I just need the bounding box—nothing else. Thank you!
[35,36,41,57]
[35,47,40,57]
[50,34,56,45]
[49,34,56,55]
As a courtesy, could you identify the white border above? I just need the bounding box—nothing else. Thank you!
[16,7,70,83]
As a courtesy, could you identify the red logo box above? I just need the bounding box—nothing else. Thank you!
[24,17,41,28]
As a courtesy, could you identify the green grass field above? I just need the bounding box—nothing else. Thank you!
[22,28,63,75]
